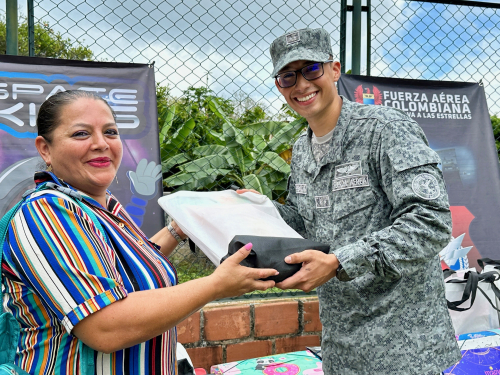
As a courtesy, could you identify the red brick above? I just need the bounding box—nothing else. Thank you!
[204,305,251,341]
[177,311,200,343]
[303,300,322,332]
[254,301,298,337]
[226,340,273,362]
[185,346,223,372]
[275,335,321,354]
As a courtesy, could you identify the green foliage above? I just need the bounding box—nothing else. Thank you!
[491,115,500,160]
[159,85,307,199]
[0,16,93,60]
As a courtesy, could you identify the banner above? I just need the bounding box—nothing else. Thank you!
[338,75,500,268]
[0,55,163,236]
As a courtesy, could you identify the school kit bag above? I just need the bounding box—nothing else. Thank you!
[444,268,500,335]
[0,182,106,375]
[158,190,305,265]
[159,190,330,282]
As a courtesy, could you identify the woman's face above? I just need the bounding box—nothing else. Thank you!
[37,97,123,199]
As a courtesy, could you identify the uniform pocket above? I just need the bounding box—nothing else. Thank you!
[387,144,441,173]
[333,187,376,220]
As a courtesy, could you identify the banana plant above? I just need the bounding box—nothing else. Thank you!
[163,97,307,198]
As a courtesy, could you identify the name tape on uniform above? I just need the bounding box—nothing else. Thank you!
[332,175,369,191]
[315,195,330,209]
[296,184,307,195]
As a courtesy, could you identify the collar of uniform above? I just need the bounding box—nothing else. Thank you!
[318,96,356,167]
[34,170,111,210]
[302,96,355,175]
[301,128,318,175]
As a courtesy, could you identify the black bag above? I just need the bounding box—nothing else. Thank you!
[221,235,330,282]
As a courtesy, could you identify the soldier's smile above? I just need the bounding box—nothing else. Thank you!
[295,91,318,103]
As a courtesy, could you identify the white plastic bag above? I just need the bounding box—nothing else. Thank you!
[478,258,500,324]
[158,190,302,265]
[445,269,500,335]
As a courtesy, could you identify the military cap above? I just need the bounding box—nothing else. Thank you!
[269,28,333,78]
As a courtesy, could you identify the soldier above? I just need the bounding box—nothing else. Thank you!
[241,28,461,374]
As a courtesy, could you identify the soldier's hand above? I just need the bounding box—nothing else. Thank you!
[275,251,339,292]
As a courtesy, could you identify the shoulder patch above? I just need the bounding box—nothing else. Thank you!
[412,173,440,200]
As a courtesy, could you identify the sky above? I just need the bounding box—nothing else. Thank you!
[5,0,500,115]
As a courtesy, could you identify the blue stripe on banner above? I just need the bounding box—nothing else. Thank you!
[0,71,142,85]
[0,123,37,138]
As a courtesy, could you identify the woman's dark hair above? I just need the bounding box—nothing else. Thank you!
[36,90,117,143]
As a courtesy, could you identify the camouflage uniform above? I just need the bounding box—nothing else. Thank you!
[275,97,461,375]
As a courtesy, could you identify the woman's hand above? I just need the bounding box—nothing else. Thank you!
[149,220,187,257]
[208,243,278,299]
[170,220,187,239]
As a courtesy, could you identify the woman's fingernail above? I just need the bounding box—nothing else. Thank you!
[275,271,280,275]
[244,243,253,250]
[285,256,291,263]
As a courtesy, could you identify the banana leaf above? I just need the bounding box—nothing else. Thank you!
[243,173,272,198]
[162,153,191,173]
[160,118,196,159]
[259,152,291,174]
[179,155,228,173]
[267,117,307,153]
[164,168,231,187]
[159,105,176,144]
[252,134,267,152]
[237,120,282,137]
[192,145,228,156]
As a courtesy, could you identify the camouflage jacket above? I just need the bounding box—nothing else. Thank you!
[275,97,461,375]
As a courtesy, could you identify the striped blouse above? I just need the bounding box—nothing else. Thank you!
[1,172,178,375]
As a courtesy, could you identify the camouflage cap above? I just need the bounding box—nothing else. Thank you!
[269,28,333,78]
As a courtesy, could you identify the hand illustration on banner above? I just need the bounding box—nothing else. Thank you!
[127,158,162,198]
[125,158,163,227]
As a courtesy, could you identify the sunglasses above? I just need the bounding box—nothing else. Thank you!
[275,60,334,88]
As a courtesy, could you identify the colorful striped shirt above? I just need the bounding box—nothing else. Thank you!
[1,172,178,375]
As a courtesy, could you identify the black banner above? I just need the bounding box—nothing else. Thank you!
[338,75,500,267]
[0,55,163,236]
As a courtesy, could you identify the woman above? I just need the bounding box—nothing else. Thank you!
[1,90,278,375]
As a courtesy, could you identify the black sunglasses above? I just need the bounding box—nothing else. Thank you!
[275,60,334,88]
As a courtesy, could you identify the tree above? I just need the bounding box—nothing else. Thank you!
[491,115,500,160]
[0,16,93,60]
[160,91,307,199]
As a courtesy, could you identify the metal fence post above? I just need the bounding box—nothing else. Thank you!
[340,0,347,73]
[28,0,35,57]
[6,0,18,55]
[352,0,362,74]
[366,0,371,76]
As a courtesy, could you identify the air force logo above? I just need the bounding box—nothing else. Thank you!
[333,161,369,191]
[335,161,362,179]
[354,85,382,105]
[412,173,440,200]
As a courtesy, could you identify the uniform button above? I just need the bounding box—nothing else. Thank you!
[137,240,144,246]
[118,223,125,228]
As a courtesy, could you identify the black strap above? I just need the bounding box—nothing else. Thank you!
[443,269,455,279]
[447,271,479,311]
[478,258,500,270]
[446,270,500,312]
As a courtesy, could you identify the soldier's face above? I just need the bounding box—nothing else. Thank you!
[275,60,341,121]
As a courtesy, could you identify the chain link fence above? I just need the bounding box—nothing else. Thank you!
[10,0,500,297]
